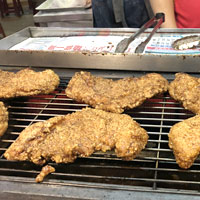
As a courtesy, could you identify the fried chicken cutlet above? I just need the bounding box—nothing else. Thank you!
[169,115,200,169]
[0,68,60,98]
[169,73,200,114]
[35,165,55,183]
[0,102,8,137]
[4,108,148,165]
[66,71,168,113]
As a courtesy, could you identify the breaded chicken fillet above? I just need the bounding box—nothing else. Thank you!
[0,101,8,137]
[4,108,148,165]
[169,115,200,169]
[169,73,200,114]
[66,71,168,113]
[0,68,60,98]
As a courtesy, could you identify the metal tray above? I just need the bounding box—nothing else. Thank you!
[36,0,91,12]
[1,27,200,72]
[33,9,93,24]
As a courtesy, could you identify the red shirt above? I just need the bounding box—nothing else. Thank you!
[174,0,200,28]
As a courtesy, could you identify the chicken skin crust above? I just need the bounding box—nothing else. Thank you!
[66,71,169,113]
[169,73,200,114]
[4,108,148,165]
[0,68,60,98]
[0,101,8,137]
[169,115,200,169]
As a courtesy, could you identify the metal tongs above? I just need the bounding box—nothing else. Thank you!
[115,13,165,53]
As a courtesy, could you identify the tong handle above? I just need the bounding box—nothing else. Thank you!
[135,13,165,53]
[115,13,165,53]
[155,13,165,21]
[127,13,165,44]
[147,13,165,42]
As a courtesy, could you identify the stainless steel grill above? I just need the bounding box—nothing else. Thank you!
[0,70,200,199]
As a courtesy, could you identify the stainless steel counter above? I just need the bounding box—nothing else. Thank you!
[34,9,93,27]
[0,27,200,72]
[33,0,93,27]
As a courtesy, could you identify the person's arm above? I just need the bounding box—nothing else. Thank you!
[149,0,177,28]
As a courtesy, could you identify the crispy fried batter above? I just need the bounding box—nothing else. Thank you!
[169,73,200,114]
[169,115,200,169]
[35,165,55,183]
[66,71,168,113]
[0,68,60,98]
[0,101,8,137]
[4,108,148,165]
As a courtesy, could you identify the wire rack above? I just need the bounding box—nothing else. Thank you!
[0,75,200,195]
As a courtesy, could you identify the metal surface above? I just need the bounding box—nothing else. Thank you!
[34,9,93,23]
[34,0,93,28]
[36,0,91,12]
[1,27,200,71]
[0,68,200,199]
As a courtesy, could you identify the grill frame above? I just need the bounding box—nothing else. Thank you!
[1,27,200,72]
[0,68,200,199]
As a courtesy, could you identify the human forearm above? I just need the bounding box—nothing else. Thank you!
[149,0,177,28]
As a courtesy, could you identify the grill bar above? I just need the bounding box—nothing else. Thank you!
[0,74,199,196]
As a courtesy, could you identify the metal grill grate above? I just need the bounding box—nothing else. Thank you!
[0,75,200,195]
